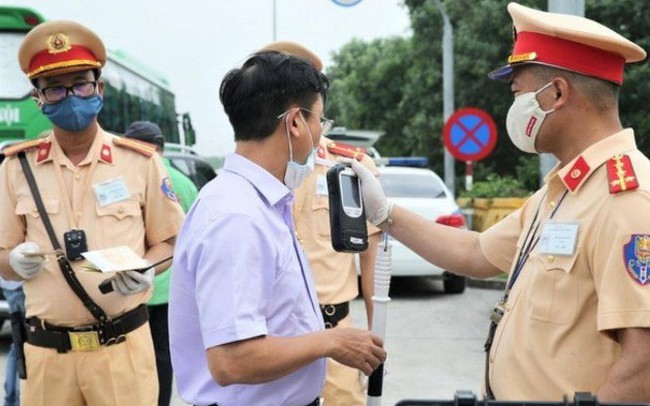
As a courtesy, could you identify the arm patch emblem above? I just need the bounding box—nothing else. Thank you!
[623,234,650,285]
[161,177,178,202]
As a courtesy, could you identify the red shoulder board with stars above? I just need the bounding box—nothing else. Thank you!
[326,141,366,161]
[2,139,45,157]
[113,137,155,157]
[607,154,639,194]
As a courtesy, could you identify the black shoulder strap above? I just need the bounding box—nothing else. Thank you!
[17,152,110,323]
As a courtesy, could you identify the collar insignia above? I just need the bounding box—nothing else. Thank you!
[562,156,590,192]
[36,142,52,163]
[100,144,113,164]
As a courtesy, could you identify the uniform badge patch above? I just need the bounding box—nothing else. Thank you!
[160,177,178,202]
[623,234,650,285]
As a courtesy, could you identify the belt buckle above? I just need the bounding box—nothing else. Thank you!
[69,331,100,352]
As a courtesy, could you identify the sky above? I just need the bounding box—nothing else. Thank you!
[2,0,413,156]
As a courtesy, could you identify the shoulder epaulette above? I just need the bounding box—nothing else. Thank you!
[2,139,45,157]
[113,137,155,158]
[607,154,639,194]
[326,141,366,161]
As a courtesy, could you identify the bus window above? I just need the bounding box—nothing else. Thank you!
[0,33,32,99]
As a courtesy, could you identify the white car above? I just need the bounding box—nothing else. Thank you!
[377,165,468,294]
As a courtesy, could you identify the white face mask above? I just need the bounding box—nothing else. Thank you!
[284,112,316,190]
[505,82,555,153]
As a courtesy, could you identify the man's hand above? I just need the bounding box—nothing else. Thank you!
[9,242,46,279]
[112,267,155,295]
[328,328,387,376]
[348,159,391,227]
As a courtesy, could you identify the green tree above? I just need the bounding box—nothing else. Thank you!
[327,0,650,195]
[327,36,413,157]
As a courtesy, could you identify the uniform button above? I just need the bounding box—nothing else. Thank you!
[505,304,511,311]
[549,201,556,208]
[76,212,82,217]
[33,208,38,214]
[547,255,554,262]
[570,169,582,179]
[74,174,81,180]
[489,357,494,364]
[118,207,124,215]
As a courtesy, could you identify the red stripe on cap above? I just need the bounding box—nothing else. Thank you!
[512,31,626,84]
[28,45,98,76]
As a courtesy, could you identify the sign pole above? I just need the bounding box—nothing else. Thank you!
[465,161,473,192]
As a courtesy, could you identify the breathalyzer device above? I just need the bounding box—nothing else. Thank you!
[326,163,368,252]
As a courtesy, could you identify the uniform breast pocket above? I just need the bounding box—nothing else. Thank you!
[95,199,142,232]
[16,197,59,219]
[527,252,580,325]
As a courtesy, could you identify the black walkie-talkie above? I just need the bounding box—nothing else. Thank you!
[326,163,368,252]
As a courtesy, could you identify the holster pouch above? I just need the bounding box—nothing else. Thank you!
[10,310,27,379]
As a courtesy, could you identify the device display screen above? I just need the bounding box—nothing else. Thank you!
[341,174,361,209]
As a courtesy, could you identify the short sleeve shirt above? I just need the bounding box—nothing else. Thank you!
[0,129,185,325]
[479,129,650,399]
[169,153,326,406]
[292,137,380,305]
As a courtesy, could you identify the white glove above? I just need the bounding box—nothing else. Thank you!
[348,159,392,226]
[112,267,155,296]
[9,242,46,279]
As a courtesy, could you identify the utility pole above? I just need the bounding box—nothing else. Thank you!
[432,0,455,196]
[540,0,585,185]
[272,0,277,41]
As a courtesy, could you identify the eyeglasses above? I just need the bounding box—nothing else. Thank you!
[37,81,98,103]
[277,107,334,134]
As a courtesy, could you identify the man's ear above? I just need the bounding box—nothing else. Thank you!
[552,78,570,109]
[286,108,302,137]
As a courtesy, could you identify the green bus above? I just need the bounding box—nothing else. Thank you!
[0,6,195,145]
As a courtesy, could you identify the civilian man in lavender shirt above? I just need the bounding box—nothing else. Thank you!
[169,51,386,406]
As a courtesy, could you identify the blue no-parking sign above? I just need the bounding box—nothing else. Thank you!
[331,0,363,6]
[442,107,497,162]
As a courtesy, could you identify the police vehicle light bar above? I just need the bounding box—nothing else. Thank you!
[374,157,429,167]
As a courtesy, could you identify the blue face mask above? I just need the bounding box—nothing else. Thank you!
[41,95,104,132]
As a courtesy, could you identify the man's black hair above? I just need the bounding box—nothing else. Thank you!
[219,51,330,141]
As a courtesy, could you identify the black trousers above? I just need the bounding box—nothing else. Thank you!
[148,303,173,406]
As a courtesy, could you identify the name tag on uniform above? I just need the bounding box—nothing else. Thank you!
[93,177,130,207]
[316,175,328,196]
[538,221,579,256]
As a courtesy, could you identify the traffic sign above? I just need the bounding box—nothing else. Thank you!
[442,107,497,162]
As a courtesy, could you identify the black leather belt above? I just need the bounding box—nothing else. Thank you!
[197,398,320,406]
[320,302,349,329]
[26,304,149,353]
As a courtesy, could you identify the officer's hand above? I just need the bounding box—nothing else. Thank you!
[112,267,155,296]
[9,242,46,280]
[346,159,392,227]
[327,328,386,376]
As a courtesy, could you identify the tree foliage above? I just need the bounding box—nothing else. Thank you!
[326,0,649,194]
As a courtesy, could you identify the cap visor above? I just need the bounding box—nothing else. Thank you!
[487,64,513,82]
